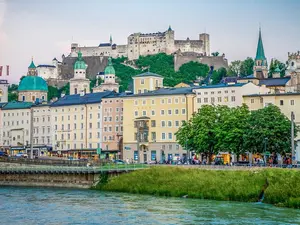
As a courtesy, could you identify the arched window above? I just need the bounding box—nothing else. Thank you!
[74,88,78,94]
[42,95,45,100]
[22,96,25,101]
[32,96,35,101]
[84,88,87,93]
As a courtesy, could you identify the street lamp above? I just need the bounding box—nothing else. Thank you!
[264,137,268,166]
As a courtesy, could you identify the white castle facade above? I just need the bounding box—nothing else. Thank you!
[69,26,210,60]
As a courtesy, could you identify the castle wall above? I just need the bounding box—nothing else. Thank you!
[174,53,228,71]
[174,40,204,54]
[37,66,58,80]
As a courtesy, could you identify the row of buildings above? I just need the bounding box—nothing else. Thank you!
[1,29,300,162]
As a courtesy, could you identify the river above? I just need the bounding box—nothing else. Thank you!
[0,187,299,225]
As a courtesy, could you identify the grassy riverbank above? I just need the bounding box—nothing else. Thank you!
[96,167,300,209]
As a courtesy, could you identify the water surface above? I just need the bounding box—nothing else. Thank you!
[0,187,299,225]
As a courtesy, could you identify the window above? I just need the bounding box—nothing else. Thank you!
[231,96,236,102]
[138,90,141,94]
[291,100,295,105]
[67,124,70,130]
[151,132,156,141]
[104,117,107,122]
[280,100,284,105]
[162,133,166,140]
[182,109,186,114]
[89,143,92,149]
[150,110,155,116]
[81,123,83,129]
[68,115,70,120]
[168,98,172,104]
[109,126,112,132]
[176,145,179,150]
[151,99,155,105]
[204,98,208,103]
[168,121,172,127]
[141,79,144,84]
[134,111,138,117]
[218,97,222,102]
[161,121,166,127]
[143,111,146,116]
[104,126,107,132]
[211,91,214,95]
[225,90,228,94]
[168,109,172,115]
[175,121,179,127]
[204,92,208,95]
[211,97,215,103]
[161,110,165,115]
[134,100,138,105]
[109,117,112,121]
[218,91,221,94]
[182,97,186,103]
[62,124,64,130]
[61,116,64,121]
[74,133,77,140]
[175,109,179,115]
[115,126,119,132]
[251,99,254,104]
[89,133,92,139]
[197,98,201,103]
[97,132,100,138]
[151,120,156,127]
[260,98,264,103]
[169,145,172,150]
[161,99,165,104]
[55,125,57,130]
[142,100,146,105]
[74,123,77,129]
[89,123,92,129]
[97,122,100,129]
[89,114,92,119]
[231,90,235,93]
[224,97,228,102]
[175,98,179,104]
[68,133,70,140]
[168,133,173,139]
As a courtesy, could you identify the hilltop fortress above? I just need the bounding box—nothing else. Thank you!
[70,26,210,60]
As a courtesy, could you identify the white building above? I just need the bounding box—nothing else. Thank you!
[32,103,52,149]
[193,82,270,110]
[1,102,32,154]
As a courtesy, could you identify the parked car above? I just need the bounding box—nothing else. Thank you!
[15,153,28,158]
[0,151,8,157]
[113,159,125,164]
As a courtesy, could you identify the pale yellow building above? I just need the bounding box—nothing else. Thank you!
[132,72,163,94]
[123,72,195,163]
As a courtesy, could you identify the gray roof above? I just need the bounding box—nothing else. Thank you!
[126,87,194,98]
[134,72,163,78]
[259,77,290,87]
[51,91,114,107]
[194,83,246,90]
[243,92,300,97]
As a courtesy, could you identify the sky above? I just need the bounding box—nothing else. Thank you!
[0,0,299,84]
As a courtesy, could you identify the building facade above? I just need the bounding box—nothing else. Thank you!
[132,72,164,94]
[1,102,32,154]
[0,80,8,103]
[50,91,113,158]
[101,93,124,159]
[193,82,269,110]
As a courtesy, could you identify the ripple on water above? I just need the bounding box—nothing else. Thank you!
[0,187,299,225]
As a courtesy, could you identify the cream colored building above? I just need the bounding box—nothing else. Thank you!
[50,91,114,157]
[132,72,164,94]
[243,93,300,162]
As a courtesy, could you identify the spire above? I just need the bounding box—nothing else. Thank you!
[77,50,82,60]
[255,26,266,60]
[168,25,172,31]
[28,57,36,69]
[110,35,112,44]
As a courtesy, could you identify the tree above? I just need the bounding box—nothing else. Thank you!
[227,60,241,76]
[178,61,209,82]
[244,105,298,155]
[176,105,223,163]
[48,86,59,101]
[268,58,286,78]
[216,104,251,161]
[8,92,18,102]
[212,52,220,56]
[240,57,254,77]
[211,67,227,84]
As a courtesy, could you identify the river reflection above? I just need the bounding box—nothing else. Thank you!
[0,187,299,225]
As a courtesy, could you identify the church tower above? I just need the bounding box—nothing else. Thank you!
[93,57,119,93]
[27,58,38,76]
[69,51,90,95]
[253,27,268,79]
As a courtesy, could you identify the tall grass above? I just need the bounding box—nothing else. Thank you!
[97,167,300,209]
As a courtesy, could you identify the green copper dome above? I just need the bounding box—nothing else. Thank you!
[18,76,48,92]
[74,51,87,70]
[104,57,115,75]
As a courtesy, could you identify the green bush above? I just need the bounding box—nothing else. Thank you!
[97,167,300,209]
